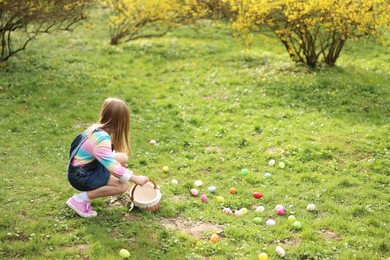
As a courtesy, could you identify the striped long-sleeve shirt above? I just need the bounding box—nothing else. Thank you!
[71,130,132,182]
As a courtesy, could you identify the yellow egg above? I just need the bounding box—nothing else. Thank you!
[119,249,130,258]
[240,208,248,214]
[216,196,225,203]
[258,252,268,260]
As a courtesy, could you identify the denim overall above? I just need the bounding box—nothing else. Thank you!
[67,131,110,191]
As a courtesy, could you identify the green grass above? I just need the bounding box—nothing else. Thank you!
[1,7,389,260]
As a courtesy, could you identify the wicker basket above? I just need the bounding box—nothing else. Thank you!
[127,180,161,212]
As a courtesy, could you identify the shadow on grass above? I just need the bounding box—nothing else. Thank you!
[258,64,390,126]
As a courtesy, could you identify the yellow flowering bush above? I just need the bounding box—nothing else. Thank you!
[104,0,186,44]
[230,0,390,67]
[103,0,233,44]
[105,0,388,66]
[0,0,93,62]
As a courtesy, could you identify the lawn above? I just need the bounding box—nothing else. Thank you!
[0,7,389,260]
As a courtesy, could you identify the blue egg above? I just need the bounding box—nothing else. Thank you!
[207,186,217,192]
[265,172,272,178]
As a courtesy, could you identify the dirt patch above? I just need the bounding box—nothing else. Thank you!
[124,212,139,221]
[170,195,188,202]
[106,195,130,208]
[265,147,285,155]
[205,146,222,153]
[63,244,89,258]
[281,237,301,248]
[321,230,342,241]
[161,217,223,240]
[17,211,27,217]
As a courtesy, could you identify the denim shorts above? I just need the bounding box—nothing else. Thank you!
[68,161,110,191]
[67,131,110,192]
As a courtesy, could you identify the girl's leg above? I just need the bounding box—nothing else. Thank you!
[114,152,128,168]
[87,175,129,200]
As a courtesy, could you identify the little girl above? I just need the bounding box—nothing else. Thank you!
[66,97,149,218]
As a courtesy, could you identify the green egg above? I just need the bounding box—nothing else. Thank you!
[253,217,263,224]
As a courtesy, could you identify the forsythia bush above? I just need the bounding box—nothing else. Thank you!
[0,0,93,62]
[104,0,186,44]
[105,0,389,67]
[103,0,230,44]
[230,0,390,67]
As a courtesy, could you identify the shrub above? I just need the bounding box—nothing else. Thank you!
[104,0,184,45]
[230,0,390,67]
[0,0,93,62]
[103,0,232,45]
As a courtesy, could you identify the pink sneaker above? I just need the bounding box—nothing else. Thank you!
[66,196,97,218]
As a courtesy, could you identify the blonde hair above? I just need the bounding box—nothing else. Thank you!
[87,98,131,154]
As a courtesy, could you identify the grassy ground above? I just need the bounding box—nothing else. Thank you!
[0,7,389,260]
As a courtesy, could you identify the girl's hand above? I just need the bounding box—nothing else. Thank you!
[131,175,149,186]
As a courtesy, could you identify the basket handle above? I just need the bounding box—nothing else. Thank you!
[130,179,158,201]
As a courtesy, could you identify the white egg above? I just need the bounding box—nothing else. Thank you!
[194,180,203,187]
[307,203,316,211]
[276,246,286,257]
[255,206,265,212]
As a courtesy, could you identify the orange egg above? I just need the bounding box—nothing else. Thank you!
[229,188,237,194]
[210,234,220,243]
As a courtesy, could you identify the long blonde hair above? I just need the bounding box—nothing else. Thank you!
[87,98,131,154]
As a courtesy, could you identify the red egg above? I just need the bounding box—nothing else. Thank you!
[253,192,263,199]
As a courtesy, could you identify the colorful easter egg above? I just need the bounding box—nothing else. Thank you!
[190,188,199,196]
[256,206,265,212]
[194,180,203,187]
[293,221,302,230]
[208,186,217,192]
[307,203,316,211]
[266,219,276,226]
[253,192,263,199]
[216,196,225,203]
[268,159,275,166]
[253,217,263,224]
[276,246,286,257]
[223,208,233,215]
[241,169,249,176]
[288,215,296,223]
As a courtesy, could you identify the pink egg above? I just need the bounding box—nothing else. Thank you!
[277,209,285,215]
[223,208,233,215]
[201,194,208,203]
[275,204,284,211]
[149,140,157,145]
[234,210,243,217]
[190,188,199,197]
